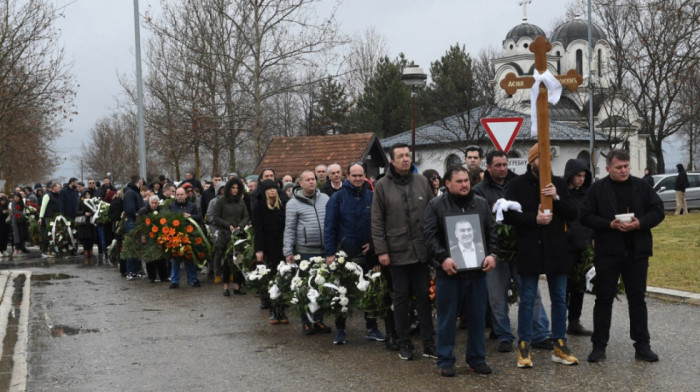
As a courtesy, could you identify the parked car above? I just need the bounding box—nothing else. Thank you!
[652,172,700,211]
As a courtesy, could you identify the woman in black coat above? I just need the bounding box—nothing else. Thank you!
[76,189,99,264]
[253,180,287,324]
[0,195,11,258]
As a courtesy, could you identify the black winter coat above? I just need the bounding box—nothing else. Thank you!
[423,191,499,279]
[471,169,518,207]
[563,159,594,254]
[503,168,577,276]
[253,196,286,266]
[580,176,664,258]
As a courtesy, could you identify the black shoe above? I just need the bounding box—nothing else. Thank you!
[385,334,400,351]
[489,329,498,340]
[269,308,280,325]
[313,321,331,334]
[470,362,492,375]
[223,289,230,297]
[189,281,201,288]
[423,345,438,359]
[634,345,659,362]
[399,345,414,361]
[277,307,289,324]
[531,338,554,350]
[303,322,316,336]
[438,366,455,377]
[567,319,593,336]
[587,346,607,362]
[169,283,179,289]
[497,340,513,353]
[260,297,270,309]
[233,288,246,295]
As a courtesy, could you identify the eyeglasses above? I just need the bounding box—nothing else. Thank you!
[431,177,440,181]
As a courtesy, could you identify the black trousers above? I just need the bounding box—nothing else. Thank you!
[567,251,585,322]
[146,259,169,281]
[391,262,434,348]
[592,254,650,348]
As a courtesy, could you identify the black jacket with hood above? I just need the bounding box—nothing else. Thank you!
[563,159,594,254]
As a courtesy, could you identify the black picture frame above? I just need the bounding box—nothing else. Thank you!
[444,212,486,271]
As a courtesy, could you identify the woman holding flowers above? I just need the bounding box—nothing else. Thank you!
[75,189,99,264]
[212,177,249,295]
[254,179,287,323]
[9,192,31,256]
[138,195,170,283]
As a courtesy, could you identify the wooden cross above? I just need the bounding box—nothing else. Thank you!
[499,35,583,212]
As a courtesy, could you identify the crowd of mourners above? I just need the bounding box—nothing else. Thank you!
[0,142,666,376]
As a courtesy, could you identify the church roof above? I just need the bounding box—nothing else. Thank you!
[504,22,546,43]
[380,106,611,149]
[550,16,607,48]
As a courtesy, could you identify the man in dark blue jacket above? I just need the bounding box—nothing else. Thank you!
[580,149,664,363]
[58,178,79,219]
[423,164,498,376]
[123,175,145,280]
[324,162,387,346]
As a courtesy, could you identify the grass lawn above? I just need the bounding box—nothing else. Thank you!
[649,212,700,293]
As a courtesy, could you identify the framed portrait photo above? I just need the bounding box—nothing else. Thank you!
[444,213,486,272]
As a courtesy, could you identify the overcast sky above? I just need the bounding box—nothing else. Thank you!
[52,0,682,181]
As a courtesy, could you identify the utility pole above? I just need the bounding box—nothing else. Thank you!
[133,0,147,180]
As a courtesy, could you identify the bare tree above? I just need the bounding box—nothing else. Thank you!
[223,0,345,160]
[342,27,389,101]
[596,0,700,172]
[0,0,76,187]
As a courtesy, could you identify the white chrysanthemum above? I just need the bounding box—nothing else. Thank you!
[310,256,323,264]
[269,284,280,299]
[290,297,299,304]
[337,256,345,264]
[299,260,309,271]
[337,250,347,258]
[329,262,337,271]
[291,277,303,289]
[338,286,347,295]
[340,296,349,306]
[314,275,325,286]
[341,306,348,313]
[294,254,301,261]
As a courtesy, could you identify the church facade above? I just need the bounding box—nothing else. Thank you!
[382,15,646,178]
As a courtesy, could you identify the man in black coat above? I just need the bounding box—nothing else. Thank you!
[580,149,664,363]
[503,144,579,369]
[423,165,497,376]
[473,150,552,353]
[58,177,79,219]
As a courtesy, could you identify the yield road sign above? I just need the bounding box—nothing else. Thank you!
[480,117,523,153]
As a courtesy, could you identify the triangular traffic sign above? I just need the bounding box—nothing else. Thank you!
[480,117,523,154]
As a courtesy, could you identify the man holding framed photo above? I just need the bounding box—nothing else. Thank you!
[423,165,498,377]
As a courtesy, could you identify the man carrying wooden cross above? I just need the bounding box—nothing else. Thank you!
[500,36,583,368]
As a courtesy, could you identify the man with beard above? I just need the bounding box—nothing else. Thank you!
[503,144,579,368]
[472,150,552,353]
[58,177,79,219]
[423,165,498,376]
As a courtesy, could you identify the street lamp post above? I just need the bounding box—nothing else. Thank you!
[401,65,427,163]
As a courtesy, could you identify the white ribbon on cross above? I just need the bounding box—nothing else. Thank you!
[530,69,563,136]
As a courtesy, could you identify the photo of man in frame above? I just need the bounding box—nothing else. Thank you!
[446,214,486,271]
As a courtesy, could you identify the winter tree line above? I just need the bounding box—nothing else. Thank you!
[1,0,698,190]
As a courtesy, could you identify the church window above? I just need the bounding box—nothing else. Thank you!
[576,49,583,75]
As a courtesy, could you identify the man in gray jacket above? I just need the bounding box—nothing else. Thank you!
[284,170,331,335]
[372,143,436,361]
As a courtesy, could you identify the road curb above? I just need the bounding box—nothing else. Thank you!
[647,286,700,306]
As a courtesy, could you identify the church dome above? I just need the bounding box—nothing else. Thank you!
[505,22,546,43]
[550,16,607,48]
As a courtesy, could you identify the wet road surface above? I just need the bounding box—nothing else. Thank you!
[1,252,698,391]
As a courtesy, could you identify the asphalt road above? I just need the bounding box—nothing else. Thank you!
[1,253,698,391]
